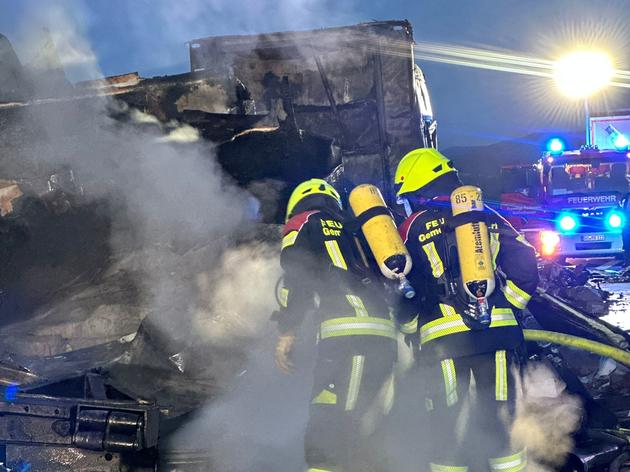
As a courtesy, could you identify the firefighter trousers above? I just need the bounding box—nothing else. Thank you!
[422,350,527,472]
[305,339,396,472]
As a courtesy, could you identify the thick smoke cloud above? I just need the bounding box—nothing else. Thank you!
[511,362,582,471]
[11,1,99,81]
[4,2,310,469]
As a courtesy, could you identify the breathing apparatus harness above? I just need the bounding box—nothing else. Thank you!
[409,185,508,331]
[439,208,502,330]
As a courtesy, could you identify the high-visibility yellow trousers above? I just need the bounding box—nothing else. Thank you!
[304,340,396,471]
[422,350,519,469]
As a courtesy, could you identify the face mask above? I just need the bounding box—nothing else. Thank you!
[397,196,413,218]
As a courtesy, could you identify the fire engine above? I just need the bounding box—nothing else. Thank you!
[500,114,630,260]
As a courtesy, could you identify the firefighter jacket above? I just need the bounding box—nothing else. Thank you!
[275,209,397,353]
[397,201,539,360]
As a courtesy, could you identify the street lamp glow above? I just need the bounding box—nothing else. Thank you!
[553,51,614,98]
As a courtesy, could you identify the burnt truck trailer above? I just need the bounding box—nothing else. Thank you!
[186,20,436,206]
[1,21,436,221]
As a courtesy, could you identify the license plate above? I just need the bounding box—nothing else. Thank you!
[581,234,605,242]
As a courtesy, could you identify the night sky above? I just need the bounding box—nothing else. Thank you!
[1,0,629,147]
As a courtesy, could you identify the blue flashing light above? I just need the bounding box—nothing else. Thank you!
[614,133,630,151]
[4,384,19,401]
[547,138,565,155]
[605,210,626,231]
[557,213,579,233]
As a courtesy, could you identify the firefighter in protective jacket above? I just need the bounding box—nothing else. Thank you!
[273,178,397,472]
[394,149,539,472]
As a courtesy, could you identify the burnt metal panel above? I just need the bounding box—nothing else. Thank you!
[6,445,157,471]
[0,415,73,444]
[0,34,32,103]
[0,393,159,449]
[187,20,425,203]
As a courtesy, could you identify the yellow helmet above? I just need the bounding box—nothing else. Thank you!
[394,148,456,197]
[285,178,342,222]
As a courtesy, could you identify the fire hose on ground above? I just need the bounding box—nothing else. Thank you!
[524,329,630,367]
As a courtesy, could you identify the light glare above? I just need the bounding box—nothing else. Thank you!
[547,138,565,154]
[540,230,560,256]
[614,134,630,150]
[553,51,614,98]
[609,213,622,228]
[558,214,578,232]
[606,211,625,230]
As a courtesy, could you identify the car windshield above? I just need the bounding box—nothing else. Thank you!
[548,162,628,195]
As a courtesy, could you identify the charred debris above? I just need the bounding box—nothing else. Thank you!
[1,21,435,221]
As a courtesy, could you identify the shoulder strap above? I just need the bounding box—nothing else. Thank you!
[443,210,501,232]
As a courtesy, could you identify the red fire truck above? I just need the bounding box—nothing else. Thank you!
[500,114,630,260]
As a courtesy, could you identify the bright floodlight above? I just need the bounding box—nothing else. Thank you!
[614,133,630,151]
[553,51,614,98]
[605,124,629,151]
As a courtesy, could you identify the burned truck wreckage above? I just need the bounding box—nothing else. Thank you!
[1,20,436,217]
[0,19,630,472]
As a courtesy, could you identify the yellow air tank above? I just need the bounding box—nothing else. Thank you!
[349,184,415,298]
[450,185,495,324]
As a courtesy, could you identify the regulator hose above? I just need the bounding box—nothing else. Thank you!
[524,329,630,367]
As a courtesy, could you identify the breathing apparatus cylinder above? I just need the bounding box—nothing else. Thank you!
[450,185,495,325]
[349,184,415,299]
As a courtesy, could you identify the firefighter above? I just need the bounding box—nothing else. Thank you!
[273,178,397,472]
[394,149,539,472]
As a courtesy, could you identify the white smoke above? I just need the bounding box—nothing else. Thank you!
[3,5,592,471]
[0,0,283,353]
[192,242,281,346]
[116,0,361,74]
[1,3,311,469]
[41,8,97,67]
[12,1,99,81]
[511,362,582,471]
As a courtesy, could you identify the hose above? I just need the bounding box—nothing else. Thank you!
[523,329,630,367]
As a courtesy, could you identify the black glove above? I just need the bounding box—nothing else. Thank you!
[441,296,488,331]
